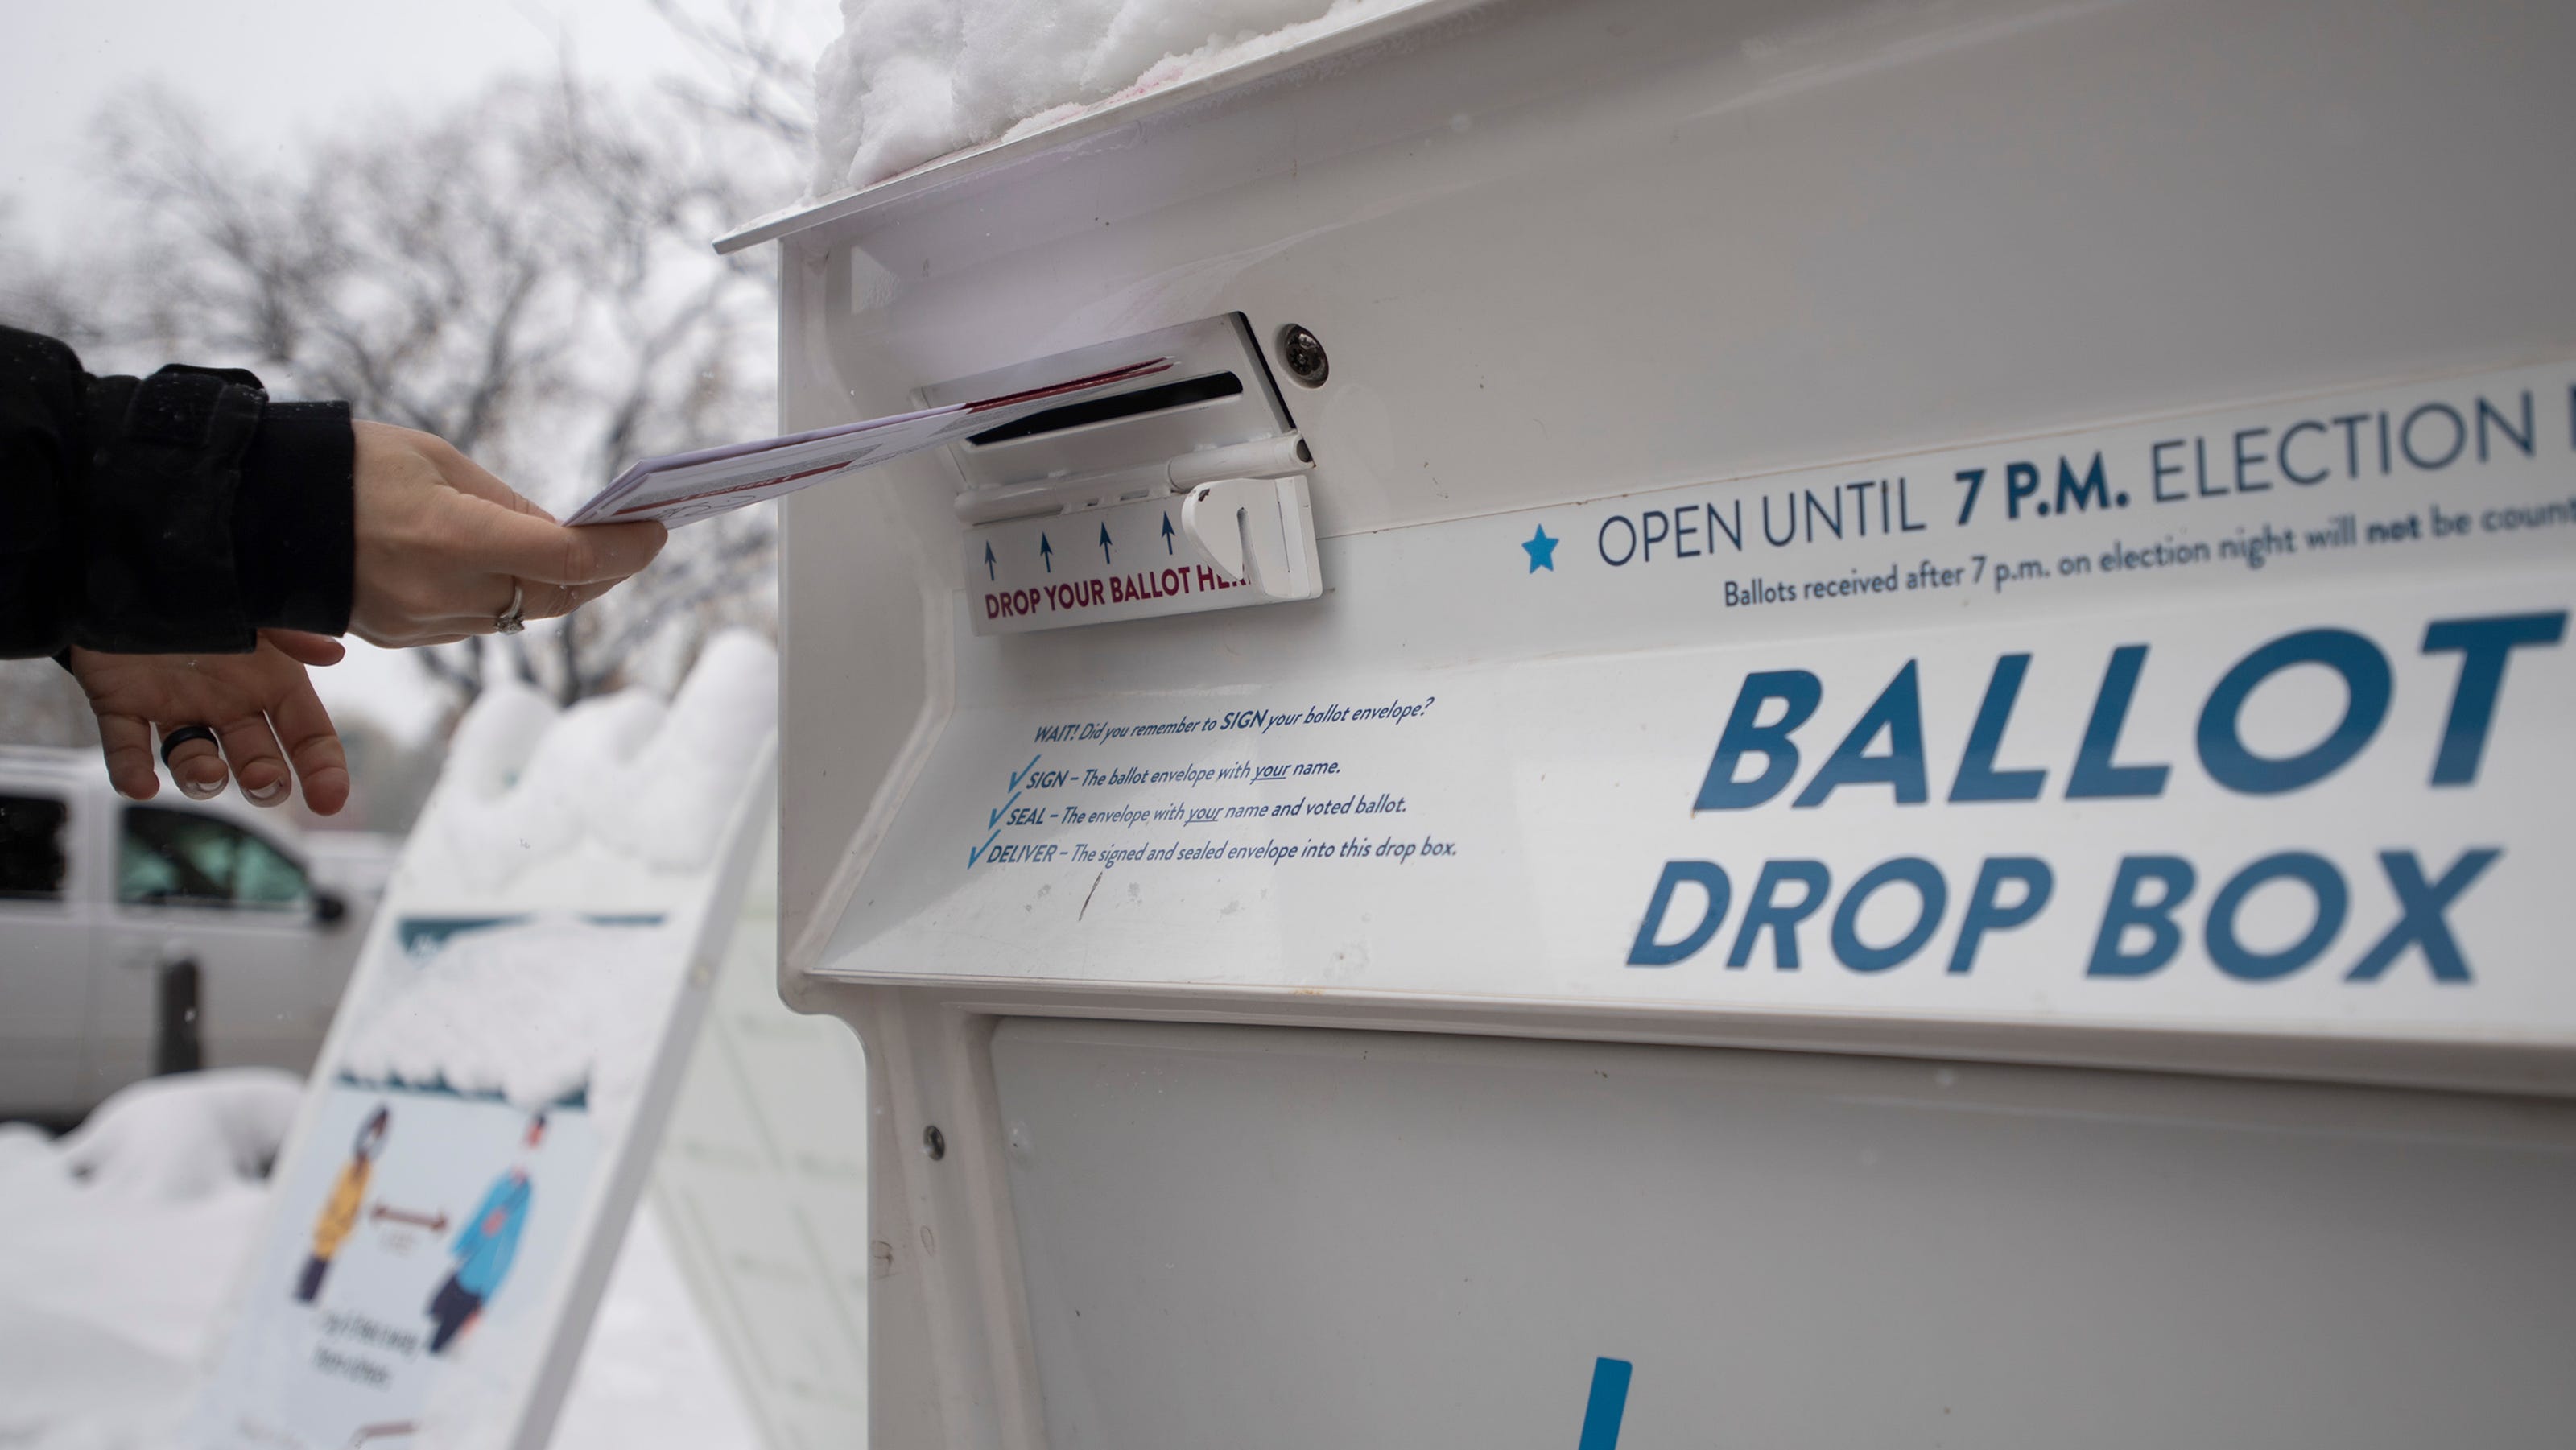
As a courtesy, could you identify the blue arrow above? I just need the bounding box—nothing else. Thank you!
[1160,512,1176,554]
[968,828,1001,868]
[1010,754,1041,790]
[989,790,1022,828]
[983,540,997,580]
[1038,533,1054,573]
[1098,522,1114,564]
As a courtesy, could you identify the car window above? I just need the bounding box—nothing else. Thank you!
[119,807,311,911]
[235,832,312,905]
[0,794,69,900]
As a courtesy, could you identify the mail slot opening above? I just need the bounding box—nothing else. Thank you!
[964,370,1246,447]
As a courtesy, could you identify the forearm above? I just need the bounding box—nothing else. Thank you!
[0,324,354,658]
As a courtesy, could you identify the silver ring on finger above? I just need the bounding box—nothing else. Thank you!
[495,578,527,634]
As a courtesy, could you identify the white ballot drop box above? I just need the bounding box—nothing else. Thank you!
[722,0,2576,1444]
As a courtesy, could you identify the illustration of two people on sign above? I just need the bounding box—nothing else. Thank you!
[426,1112,546,1356]
[293,1105,391,1304]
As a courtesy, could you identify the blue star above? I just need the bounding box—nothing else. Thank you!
[1522,525,1559,573]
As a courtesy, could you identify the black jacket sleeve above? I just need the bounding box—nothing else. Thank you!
[1,324,353,658]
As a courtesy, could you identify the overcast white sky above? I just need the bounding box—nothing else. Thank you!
[1,0,830,742]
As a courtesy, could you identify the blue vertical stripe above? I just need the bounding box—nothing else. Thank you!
[1578,1357,1633,1450]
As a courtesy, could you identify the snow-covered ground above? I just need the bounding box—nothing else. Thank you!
[812,0,1435,192]
[0,1072,758,1450]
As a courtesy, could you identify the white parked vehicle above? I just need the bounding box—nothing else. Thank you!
[299,829,405,911]
[0,745,367,1122]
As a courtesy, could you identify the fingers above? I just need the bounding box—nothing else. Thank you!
[265,630,347,667]
[563,578,620,612]
[97,716,159,802]
[478,506,667,586]
[349,419,665,647]
[515,576,622,622]
[353,624,480,648]
[351,420,663,642]
[72,644,349,812]
[443,445,559,522]
[214,647,348,812]
[215,713,293,808]
[160,724,231,801]
[266,665,350,816]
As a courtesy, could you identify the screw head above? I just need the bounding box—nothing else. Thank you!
[1277,323,1329,387]
[922,1124,947,1161]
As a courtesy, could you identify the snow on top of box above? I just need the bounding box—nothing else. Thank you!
[811,0,1436,195]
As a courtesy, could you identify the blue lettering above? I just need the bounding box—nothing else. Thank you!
[1831,857,1946,973]
[1947,857,2053,973]
[1954,467,1985,524]
[2347,849,2499,982]
[2197,629,2391,795]
[1695,671,1821,811]
[1949,654,2046,803]
[2087,855,2195,977]
[2422,613,2565,786]
[2004,461,2042,519]
[1626,861,1731,967]
[2151,439,2187,502]
[2278,419,2329,485]
[2057,453,2112,513]
[1805,488,1844,541]
[1761,494,1796,547]
[1793,661,1927,808]
[1707,500,1744,551]
[2205,852,2347,981]
[1599,515,1637,566]
[2066,645,2169,799]
[2476,391,2533,461]
[2401,402,2466,470]
[2232,427,2271,492]
[1727,861,1831,969]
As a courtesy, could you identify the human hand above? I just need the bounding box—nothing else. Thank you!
[68,630,353,816]
[350,421,667,647]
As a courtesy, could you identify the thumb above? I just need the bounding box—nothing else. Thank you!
[264,630,348,667]
[481,506,669,585]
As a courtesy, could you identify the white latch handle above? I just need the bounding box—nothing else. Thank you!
[1179,477,1322,601]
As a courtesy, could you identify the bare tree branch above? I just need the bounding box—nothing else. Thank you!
[645,0,817,151]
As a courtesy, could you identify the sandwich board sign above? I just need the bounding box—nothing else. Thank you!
[186,634,777,1450]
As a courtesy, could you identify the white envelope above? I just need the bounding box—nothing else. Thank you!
[569,357,1174,527]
